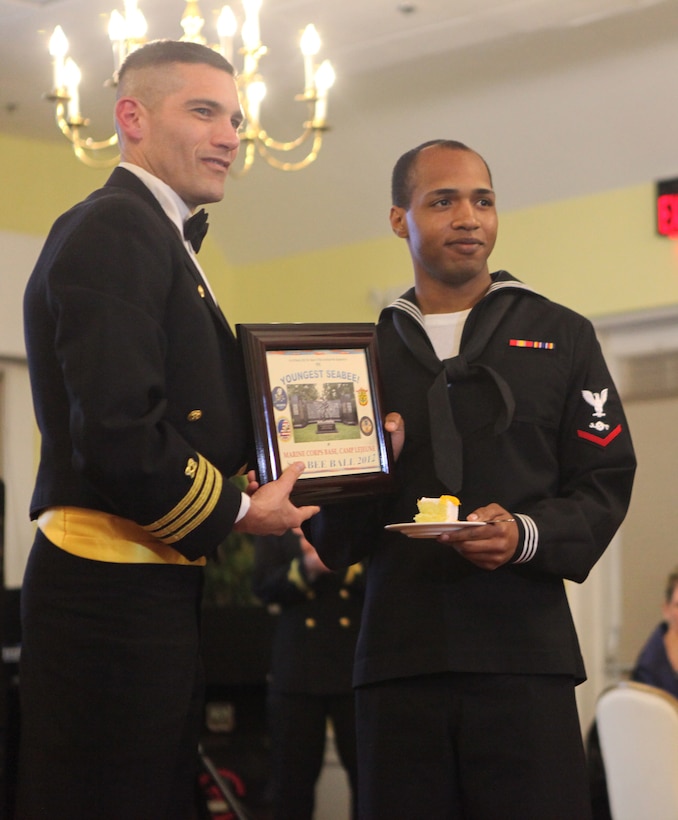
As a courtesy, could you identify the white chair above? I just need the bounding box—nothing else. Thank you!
[595,681,678,820]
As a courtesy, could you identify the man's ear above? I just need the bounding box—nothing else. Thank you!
[389,206,409,238]
[115,97,144,141]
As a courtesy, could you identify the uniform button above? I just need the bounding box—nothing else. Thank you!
[339,617,351,628]
[187,410,203,422]
[305,618,316,628]
[339,589,349,599]
[197,284,206,298]
[185,458,198,478]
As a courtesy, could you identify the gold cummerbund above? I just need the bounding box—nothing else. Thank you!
[38,506,207,566]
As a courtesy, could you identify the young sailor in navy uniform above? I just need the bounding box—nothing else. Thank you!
[308,139,636,820]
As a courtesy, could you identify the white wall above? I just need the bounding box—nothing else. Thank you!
[0,230,40,359]
[0,230,42,587]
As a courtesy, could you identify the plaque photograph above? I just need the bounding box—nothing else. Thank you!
[237,323,394,505]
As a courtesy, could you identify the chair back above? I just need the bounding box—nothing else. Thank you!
[595,681,678,820]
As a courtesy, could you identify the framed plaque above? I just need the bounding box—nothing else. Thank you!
[237,323,394,505]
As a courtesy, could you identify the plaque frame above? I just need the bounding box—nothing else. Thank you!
[237,323,394,505]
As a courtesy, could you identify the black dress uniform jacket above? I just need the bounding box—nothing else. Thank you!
[18,167,254,819]
[23,167,252,561]
[310,272,636,688]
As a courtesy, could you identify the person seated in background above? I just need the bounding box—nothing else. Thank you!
[631,566,678,697]
[253,528,364,820]
[587,566,678,819]
[631,567,678,698]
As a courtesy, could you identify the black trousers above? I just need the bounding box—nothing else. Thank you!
[16,531,204,820]
[266,690,358,820]
[355,671,592,820]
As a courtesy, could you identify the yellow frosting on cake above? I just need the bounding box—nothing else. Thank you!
[414,495,461,523]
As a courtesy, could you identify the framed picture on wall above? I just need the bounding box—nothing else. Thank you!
[237,323,394,505]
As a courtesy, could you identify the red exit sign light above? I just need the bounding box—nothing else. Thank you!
[657,179,678,237]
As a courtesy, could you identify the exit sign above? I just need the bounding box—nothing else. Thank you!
[657,178,678,237]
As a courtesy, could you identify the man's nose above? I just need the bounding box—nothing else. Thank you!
[452,201,479,228]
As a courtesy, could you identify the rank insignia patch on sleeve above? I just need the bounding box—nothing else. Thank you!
[576,388,623,447]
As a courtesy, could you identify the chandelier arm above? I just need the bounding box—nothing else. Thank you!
[257,125,315,153]
[55,103,120,154]
[71,143,122,169]
[254,129,325,172]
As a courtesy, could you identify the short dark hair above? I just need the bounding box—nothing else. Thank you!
[391,139,493,209]
[117,39,234,87]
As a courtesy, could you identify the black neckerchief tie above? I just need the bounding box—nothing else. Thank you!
[183,209,209,252]
[382,273,534,493]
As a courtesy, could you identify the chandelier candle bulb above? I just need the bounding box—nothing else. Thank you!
[246,80,266,128]
[300,24,321,95]
[127,6,147,41]
[49,26,69,93]
[217,6,237,65]
[108,11,127,73]
[242,0,261,52]
[313,60,335,126]
[63,58,81,121]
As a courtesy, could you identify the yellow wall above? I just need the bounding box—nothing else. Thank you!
[495,185,678,319]
[0,132,239,306]
[3,131,678,326]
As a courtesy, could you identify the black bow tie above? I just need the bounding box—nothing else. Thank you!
[183,209,209,252]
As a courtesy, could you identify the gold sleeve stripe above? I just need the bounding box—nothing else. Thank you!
[143,453,209,536]
[160,468,223,543]
[142,453,224,544]
[151,459,217,541]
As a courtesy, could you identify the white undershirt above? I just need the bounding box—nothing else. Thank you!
[423,309,471,360]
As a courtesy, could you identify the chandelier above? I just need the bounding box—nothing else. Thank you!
[45,0,335,172]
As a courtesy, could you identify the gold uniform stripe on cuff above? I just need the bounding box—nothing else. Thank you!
[143,453,223,544]
[144,454,209,534]
[160,468,223,543]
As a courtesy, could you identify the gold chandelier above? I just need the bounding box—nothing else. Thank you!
[45,0,335,172]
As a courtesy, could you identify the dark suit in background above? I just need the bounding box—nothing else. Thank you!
[253,530,364,820]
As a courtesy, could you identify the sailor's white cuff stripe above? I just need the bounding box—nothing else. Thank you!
[513,514,538,563]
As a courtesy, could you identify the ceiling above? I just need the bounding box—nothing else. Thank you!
[1,0,677,265]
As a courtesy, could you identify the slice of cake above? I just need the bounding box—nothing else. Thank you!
[414,495,461,523]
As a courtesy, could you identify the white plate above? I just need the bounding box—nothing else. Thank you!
[384,521,488,539]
